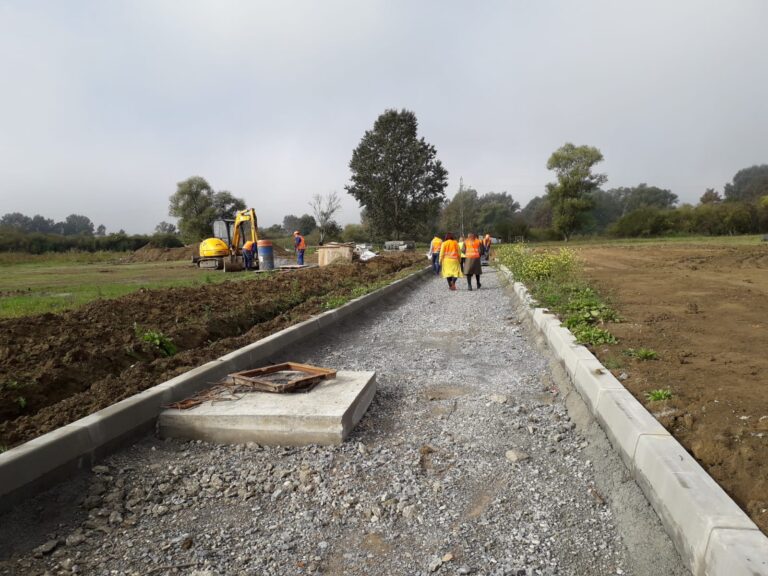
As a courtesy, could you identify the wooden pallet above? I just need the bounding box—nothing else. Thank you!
[228,362,337,393]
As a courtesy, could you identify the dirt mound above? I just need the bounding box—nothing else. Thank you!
[579,242,768,533]
[129,243,197,262]
[0,253,423,447]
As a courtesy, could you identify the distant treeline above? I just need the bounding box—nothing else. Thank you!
[0,212,182,254]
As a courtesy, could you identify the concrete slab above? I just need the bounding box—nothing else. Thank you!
[158,371,376,446]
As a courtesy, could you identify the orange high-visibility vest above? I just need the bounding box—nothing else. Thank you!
[431,237,442,253]
[243,240,255,251]
[483,234,492,248]
[465,238,481,258]
[441,239,459,260]
[295,235,306,250]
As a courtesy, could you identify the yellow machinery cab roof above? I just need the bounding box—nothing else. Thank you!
[199,237,230,258]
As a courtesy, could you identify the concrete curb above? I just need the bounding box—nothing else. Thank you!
[0,266,431,511]
[497,265,768,576]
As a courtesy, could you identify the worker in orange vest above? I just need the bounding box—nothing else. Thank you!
[429,234,443,275]
[439,232,463,291]
[482,233,492,263]
[242,240,256,270]
[293,231,306,265]
[463,232,483,290]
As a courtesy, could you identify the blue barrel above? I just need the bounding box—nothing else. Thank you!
[257,240,275,270]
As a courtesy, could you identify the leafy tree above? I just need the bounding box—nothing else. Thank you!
[618,183,678,213]
[587,190,623,232]
[262,224,285,238]
[522,196,553,229]
[297,214,317,236]
[724,164,768,202]
[212,191,246,219]
[699,188,722,205]
[62,214,95,236]
[476,192,521,237]
[440,180,479,236]
[168,177,246,243]
[155,221,177,235]
[282,215,301,234]
[309,191,342,244]
[95,224,107,236]
[30,215,56,234]
[0,212,32,231]
[346,109,448,239]
[545,143,607,240]
[342,223,370,243]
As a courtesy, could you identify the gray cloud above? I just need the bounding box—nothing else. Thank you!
[1,0,767,233]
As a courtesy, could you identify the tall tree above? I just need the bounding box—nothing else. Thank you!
[168,176,246,243]
[96,224,107,236]
[522,196,553,229]
[699,188,722,205]
[346,109,448,239]
[297,214,317,236]
[309,191,342,244]
[0,212,32,231]
[618,183,678,214]
[440,179,479,236]
[155,221,177,234]
[724,165,768,202]
[545,143,607,240]
[62,214,95,236]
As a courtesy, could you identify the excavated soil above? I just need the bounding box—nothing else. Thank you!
[0,254,423,448]
[577,242,768,533]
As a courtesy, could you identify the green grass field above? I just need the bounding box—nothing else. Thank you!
[0,253,256,318]
[534,233,765,248]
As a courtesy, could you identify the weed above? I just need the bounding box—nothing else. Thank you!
[645,388,672,401]
[0,445,7,453]
[16,396,27,409]
[134,324,177,356]
[0,380,26,393]
[602,356,625,371]
[625,348,658,360]
[571,324,618,346]
[322,295,350,310]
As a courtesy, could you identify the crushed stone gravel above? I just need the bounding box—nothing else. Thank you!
[0,269,688,576]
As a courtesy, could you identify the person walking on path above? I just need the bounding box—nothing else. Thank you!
[439,233,462,291]
[242,240,256,270]
[458,235,466,274]
[293,231,306,265]
[482,233,492,263]
[464,232,482,290]
[429,235,443,276]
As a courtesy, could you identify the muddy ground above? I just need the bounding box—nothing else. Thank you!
[577,242,768,533]
[0,254,423,448]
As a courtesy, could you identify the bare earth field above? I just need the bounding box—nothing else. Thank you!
[576,240,768,533]
[0,253,423,448]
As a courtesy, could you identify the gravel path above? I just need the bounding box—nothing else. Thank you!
[0,269,688,576]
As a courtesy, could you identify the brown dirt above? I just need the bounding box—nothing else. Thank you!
[576,242,768,533]
[128,243,198,262]
[0,253,423,447]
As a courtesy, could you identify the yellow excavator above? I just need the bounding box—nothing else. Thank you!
[193,208,259,271]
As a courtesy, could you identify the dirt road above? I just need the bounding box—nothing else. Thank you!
[577,242,768,534]
[0,270,686,575]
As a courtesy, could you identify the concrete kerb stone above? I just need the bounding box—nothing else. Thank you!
[495,264,768,575]
[0,265,431,511]
[634,435,763,576]
[703,528,768,576]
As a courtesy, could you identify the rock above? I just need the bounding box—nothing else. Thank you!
[505,449,530,463]
[489,394,508,404]
[458,567,474,575]
[428,556,443,572]
[65,532,85,547]
[618,372,628,381]
[442,552,454,562]
[402,505,416,519]
[92,465,110,474]
[35,540,59,555]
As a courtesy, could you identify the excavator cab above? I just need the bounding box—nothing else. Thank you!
[195,209,259,271]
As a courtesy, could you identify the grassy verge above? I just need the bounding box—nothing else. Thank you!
[495,244,618,347]
[0,259,262,319]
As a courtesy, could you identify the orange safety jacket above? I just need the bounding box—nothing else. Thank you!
[483,234,492,248]
[243,241,255,252]
[295,235,306,250]
[441,239,460,260]
[465,238,481,258]
[430,237,442,253]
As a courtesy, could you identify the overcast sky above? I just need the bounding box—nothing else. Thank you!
[1,0,767,233]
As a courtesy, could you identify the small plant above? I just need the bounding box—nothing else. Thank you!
[625,348,658,361]
[571,324,618,346]
[645,389,672,402]
[0,380,26,393]
[322,295,350,310]
[134,324,177,357]
[16,396,27,409]
[602,356,625,371]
